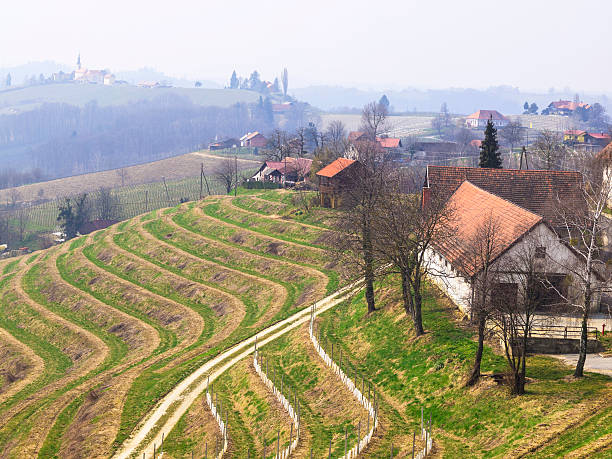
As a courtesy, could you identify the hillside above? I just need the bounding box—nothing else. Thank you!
[0,83,260,115]
[0,190,609,458]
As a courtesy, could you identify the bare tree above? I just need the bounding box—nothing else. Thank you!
[332,140,389,314]
[550,151,612,377]
[291,128,307,158]
[500,121,524,153]
[532,130,565,170]
[116,168,129,187]
[460,214,506,386]
[375,169,456,335]
[490,238,547,394]
[430,116,444,137]
[266,129,290,161]
[360,101,389,140]
[16,210,28,244]
[95,187,118,220]
[213,158,238,194]
[325,120,347,157]
[9,189,21,208]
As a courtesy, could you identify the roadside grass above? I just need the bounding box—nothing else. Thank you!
[316,275,611,457]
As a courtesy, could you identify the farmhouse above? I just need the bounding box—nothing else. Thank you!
[348,131,403,150]
[563,130,611,148]
[251,157,312,184]
[543,100,590,116]
[425,181,602,315]
[422,165,583,228]
[316,158,362,208]
[465,110,509,129]
[240,132,267,148]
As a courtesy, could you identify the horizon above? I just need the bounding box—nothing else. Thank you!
[1,0,611,94]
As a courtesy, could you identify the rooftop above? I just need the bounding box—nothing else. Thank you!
[316,158,357,178]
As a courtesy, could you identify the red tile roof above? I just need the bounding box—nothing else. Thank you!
[348,131,368,142]
[589,132,611,140]
[434,182,543,277]
[466,110,507,120]
[377,137,401,148]
[264,158,313,176]
[424,166,583,225]
[316,158,356,178]
[564,130,587,136]
[550,100,590,111]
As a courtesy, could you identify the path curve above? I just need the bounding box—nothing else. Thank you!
[113,279,363,458]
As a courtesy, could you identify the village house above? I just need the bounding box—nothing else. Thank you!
[422,165,583,230]
[240,131,267,148]
[465,110,509,129]
[316,158,362,208]
[543,100,590,116]
[251,157,312,184]
[563,130,611,148]
[346,131,403,159]
[425,181,603,316]
[209,138,239,150]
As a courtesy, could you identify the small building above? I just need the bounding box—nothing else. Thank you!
[240,132,267,148]
[564,130,611,147]
[103,74,116,86]
[425,181,602,315]
[316,158,362,208]
[209,138,239,151]
[543,100,590,116]
[465,110,509,129]
[251,158,313,184]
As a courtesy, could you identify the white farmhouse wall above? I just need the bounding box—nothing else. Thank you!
[424,247,473,315]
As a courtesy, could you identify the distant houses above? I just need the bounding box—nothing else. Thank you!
[542,100,590,116]
[240,132,267,148]
[465,110,509,128]
[347,131,403,158]
[563,130,611,148]
[209,138,239,150]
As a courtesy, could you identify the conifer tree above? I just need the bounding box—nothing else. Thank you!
[479,117,502,168]
[230,70,239,89]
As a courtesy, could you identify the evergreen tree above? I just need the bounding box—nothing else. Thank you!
[230,70,239,89]
[57,194,89,240]
[5,73,11,87]
[272,77,280,93]
[379,94,390,109]
[529,102,538,114]
[523,101,529,111]
[248,70,261,91]
[479,118,502,168]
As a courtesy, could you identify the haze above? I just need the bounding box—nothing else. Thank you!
[2,0,611,92]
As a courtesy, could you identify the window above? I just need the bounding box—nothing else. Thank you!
[535,246,546,259]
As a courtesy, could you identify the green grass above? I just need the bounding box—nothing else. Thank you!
[37,393,85,458]
[316,275,611,457]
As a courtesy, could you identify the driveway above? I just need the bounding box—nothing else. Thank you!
[553,353,612,377]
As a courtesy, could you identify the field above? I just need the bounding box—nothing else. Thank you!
[0,83,260,115]
[0,151,261,204]
[0,189,609,458]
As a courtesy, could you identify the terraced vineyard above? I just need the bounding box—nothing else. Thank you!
[0,189,610,458]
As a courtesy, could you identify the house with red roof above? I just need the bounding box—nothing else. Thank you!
[240,132,267,148]
[465,110,509,129]
[251,157,313,184]
[315,158,362,208]
[425,181,603,315]
[563,130,611,148]
[347,131,403,156]
[543,100,591,116]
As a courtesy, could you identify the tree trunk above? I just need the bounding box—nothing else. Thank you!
[574,297,590,377]
[400,269,413,316]
[413,285,424,336]
[466,314,486,386]
[362,215,376,314]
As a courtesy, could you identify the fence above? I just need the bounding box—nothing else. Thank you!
[205,377,230,459]
[310,304,434,459]
[529,324,600,340]
[253,341,300,459]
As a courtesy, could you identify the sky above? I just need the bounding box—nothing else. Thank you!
[2,0,611,92]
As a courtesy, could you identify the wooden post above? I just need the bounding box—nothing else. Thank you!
[328,437,332,458]
[358,418,361,454]
[310,447,313,458]
[290,422,293,450]
[276,429,280,458]
[153,443,156,459]
[412,431,415,459]
[390,442,393,458]
[205,441,208,459]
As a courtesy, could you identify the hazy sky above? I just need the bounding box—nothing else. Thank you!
[2,0,611,92]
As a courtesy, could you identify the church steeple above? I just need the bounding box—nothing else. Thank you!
[77,53,81,70]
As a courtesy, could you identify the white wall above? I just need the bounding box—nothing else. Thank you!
[424,247,473,315]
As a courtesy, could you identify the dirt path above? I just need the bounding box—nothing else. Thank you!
[113,280,363,458]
